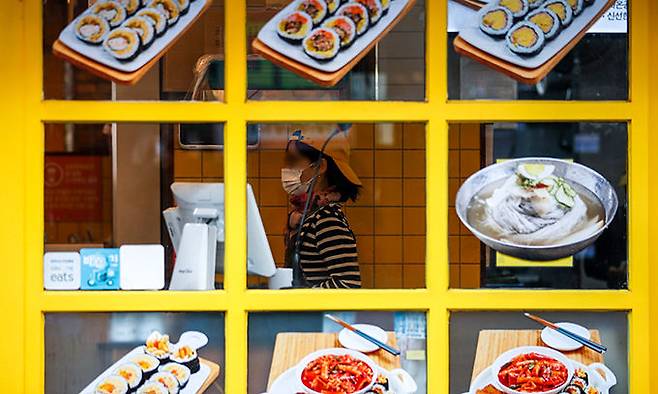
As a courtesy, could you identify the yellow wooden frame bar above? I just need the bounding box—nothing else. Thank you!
[1,0,655,393]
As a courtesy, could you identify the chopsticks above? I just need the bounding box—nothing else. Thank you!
[524,313,607,354]
[324,314,401,356]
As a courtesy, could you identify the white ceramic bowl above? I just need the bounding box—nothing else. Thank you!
[491,346,574,394]
[295,348,379,394]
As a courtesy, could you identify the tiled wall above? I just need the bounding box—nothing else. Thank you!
[173,123,427,289]
[448,123,483,288]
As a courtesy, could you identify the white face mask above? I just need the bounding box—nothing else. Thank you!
[281,166,313,196]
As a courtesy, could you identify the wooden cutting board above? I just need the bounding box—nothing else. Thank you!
[471,329,603,381]
[267,332,400,390]
[198,358,221,393]
[453,0,615,84]
[252,0,416,87]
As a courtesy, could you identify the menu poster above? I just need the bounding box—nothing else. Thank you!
[45,155,103,222]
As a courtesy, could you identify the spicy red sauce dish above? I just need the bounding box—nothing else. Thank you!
[497,352,569,393]
[301,353,375,394]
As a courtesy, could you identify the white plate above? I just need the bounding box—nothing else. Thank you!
[257,0,412,73]
[58,0,210,73]
[458,0,612,68]
[466,361,616,394]
[338,324,389,353]
[541,322,591,351]
[79,331,211,394]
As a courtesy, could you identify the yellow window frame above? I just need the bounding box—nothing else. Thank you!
[1,0,656,393]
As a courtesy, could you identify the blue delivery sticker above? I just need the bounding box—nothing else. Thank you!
[80,248,120,290]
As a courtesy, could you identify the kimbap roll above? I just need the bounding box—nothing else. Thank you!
[295,0,329,26]
[170,345,200,374]
[145,331,171,363]
[337,3,369,35]
[129,354,160,380]
[505,21,545,56]
[528,0,545,9]
[122,16,156,48]
[147,0,181,26]
[103,27,141,60]
[74,14,111,44]
[302,27,340,61]
[149,372,180,394]
[368,383,388,394]
[574,369,589,384]
[91,0,128,28]
[480,6,514,37]
[159,363,191,389]
[136,8,168,36]
[95,375,129,394]
[562,385,585,394]
[380,0,390,14]
[326,0,341,14]
[113,363,143,392]
[136,382,169,394]
[571,377,588,391]
[322,15,357,48]
[544,0,573,26]
[355,0,384,25]
[117,0,141,15]
[175,0,190,14]
[525,8,560,39]
[565,0,584,15]
[277,11,313,43]
[498,0,529,18]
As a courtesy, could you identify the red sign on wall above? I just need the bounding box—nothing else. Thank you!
[44,155,103,222]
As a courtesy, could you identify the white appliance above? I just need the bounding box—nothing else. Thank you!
[164,183,277,290]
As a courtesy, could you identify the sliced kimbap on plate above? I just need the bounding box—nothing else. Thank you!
[277,11,314,43]
[544,0,573,26]
[159,363,191,389]
[480,6,514,37]
[525,8,560,39]
[565,0,584,15]
[122,16,156,48]
[136,8,168,36]
[498,0,529,18]
[74,14,111,44]
[129,354,160,380]
[149,371,180,394]
[95,375,129,394]
[505,21,545,56]
[117,0,141,15]
[103,27,141,60]
[295,0,329,26]
[322,15,357,48]
[326,0,341,14]
[136,382,169,394]
[302,27,341,60]
[170,345,201,374]
[145,331,171,363]
[561,385,584,394]
[147,0,181,26]
[337,3,370,35]
[113,362,143,391]
[176,0,190,14]
[91,0,128,28]
[355,0,384,25]
[528,0,545,9]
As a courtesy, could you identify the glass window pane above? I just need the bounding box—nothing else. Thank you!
[44,122,228,290]
[249,311,427,393]
[247,123,426,289]
[448,122,628,289]
[43,0,225,101]
[45,312,225,393]
[246,0,426,101]
[450,311,628,394]
[447,0,628,100]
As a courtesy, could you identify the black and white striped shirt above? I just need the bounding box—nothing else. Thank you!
[298,202,361,289]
